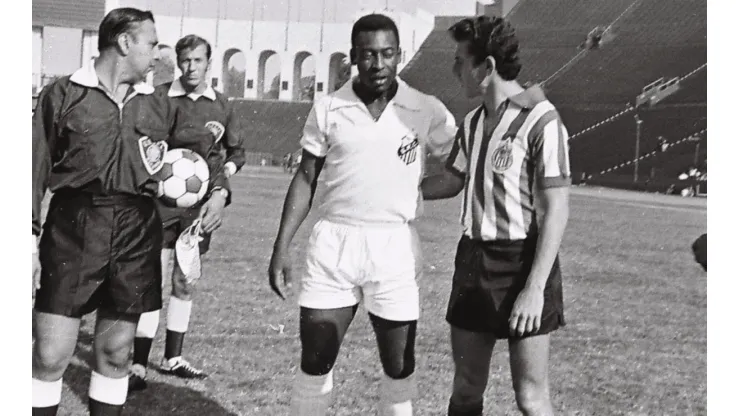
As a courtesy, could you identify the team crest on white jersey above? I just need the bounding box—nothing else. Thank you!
[397,133,419,165]
[205,121,225,142]
[138,136,168,174]
[491,134,516,174]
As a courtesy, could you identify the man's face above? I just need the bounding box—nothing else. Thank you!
[352,30,400,94]
[177,44,210,90]
[126,20,160,82]
[453,41,487,98]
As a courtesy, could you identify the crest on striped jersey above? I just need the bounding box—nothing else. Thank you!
[397,133,419,165]
[491,134,516,174]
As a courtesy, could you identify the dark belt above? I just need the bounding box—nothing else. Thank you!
[54,190,150,207]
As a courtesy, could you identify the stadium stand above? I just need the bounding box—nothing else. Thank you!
[506,0,641,29]
[232,100,312,165]
[236,0,706,194]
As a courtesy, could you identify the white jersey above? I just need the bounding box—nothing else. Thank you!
[300,78,457,226]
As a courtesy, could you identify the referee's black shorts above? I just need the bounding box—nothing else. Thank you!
[446,235,565,339]
[34,191,163,318]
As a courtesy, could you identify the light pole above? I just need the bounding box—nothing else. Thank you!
[633,114,642,183]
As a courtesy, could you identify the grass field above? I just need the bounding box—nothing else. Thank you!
[48,169,707,416]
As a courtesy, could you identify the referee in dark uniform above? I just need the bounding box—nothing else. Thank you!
[32,8,174,416]
[129,34,245,390]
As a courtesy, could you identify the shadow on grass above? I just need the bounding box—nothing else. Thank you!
[62,327,239,416]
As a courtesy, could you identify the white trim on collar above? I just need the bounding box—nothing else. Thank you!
[68,59,154,95]
[168,77,217,101]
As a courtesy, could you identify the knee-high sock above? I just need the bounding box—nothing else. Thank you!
[165,297,192,360]
[88,371,127,416]
[290,370,334,416]
[32,377,62,415]
[133,310,160,367]
[380,373,416,416]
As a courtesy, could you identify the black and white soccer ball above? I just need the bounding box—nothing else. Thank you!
[157,149,209,208]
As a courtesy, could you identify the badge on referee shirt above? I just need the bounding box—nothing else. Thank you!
[138,136,168,175]
[205,121,225,142]
[397,133,419,165]
[491,134,516,174]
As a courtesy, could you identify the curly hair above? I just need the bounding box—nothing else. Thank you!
[448,16,522,81]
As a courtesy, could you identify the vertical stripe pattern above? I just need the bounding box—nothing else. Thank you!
[453,89,571,241]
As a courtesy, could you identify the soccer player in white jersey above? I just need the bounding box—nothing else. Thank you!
[421,16,571,416]
[268,13,457,416]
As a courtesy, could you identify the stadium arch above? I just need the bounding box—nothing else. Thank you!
[327,52,350,93]
[222,48,246,98]
[293,51,315,101]
[153,44,176,87]
[258,50,281,100]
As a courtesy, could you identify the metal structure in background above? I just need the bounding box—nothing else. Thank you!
[632,77,681,183]
[633,114,642,183]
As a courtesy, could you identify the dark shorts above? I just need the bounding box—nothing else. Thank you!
[35,192,163,318]
[446,236,565,339]
[157,203,211,253]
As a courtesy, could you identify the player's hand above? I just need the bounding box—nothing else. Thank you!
[199,192,227,233]
[32,235,41,295]
[509,286,545,337]
[224,162,237,179]
[268,247,293,300]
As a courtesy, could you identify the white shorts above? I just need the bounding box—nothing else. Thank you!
[299,219,422,321]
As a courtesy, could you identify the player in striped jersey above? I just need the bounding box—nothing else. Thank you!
[421,16,571,416]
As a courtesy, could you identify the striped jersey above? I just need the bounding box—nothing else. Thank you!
[446,85,571,241]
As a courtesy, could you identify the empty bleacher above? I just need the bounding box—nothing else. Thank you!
[232,100,312,163]
[232,0,706,193]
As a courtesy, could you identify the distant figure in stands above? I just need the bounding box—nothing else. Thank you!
[657,136,668,152]
[692,233,707,271]
[581,26,606,50]
[283,152,293,173]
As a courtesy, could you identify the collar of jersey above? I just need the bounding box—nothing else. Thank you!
[329,77,422,112]
[168,78,216,101]
[70,59,154,95]
[507,84,547,109]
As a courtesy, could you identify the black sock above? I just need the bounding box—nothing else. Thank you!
[133,337,154,368]
[32,405,58,416]
[448,401,484,416]
[88,398,122,416]
[164,330,185,360]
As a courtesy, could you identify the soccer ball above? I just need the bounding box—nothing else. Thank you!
[157,149,210,208]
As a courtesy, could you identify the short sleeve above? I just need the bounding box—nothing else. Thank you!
[425,98,458,160]
[532,117,571,188]
[445,121,468,177]
[299,101,328,158]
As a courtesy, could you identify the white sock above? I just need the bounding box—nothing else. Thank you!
[136,310,160,338]
[166,297,192,333]
[32,377,62,408]
[290,370,334,416]
[380,374,416,416]
[88,371,128,405]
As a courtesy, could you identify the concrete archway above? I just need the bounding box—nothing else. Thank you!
[222,48,246,98]
[258,50,281,100]
[328,52,350,93]
[153,45,176,86]
[293,51,315,101]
